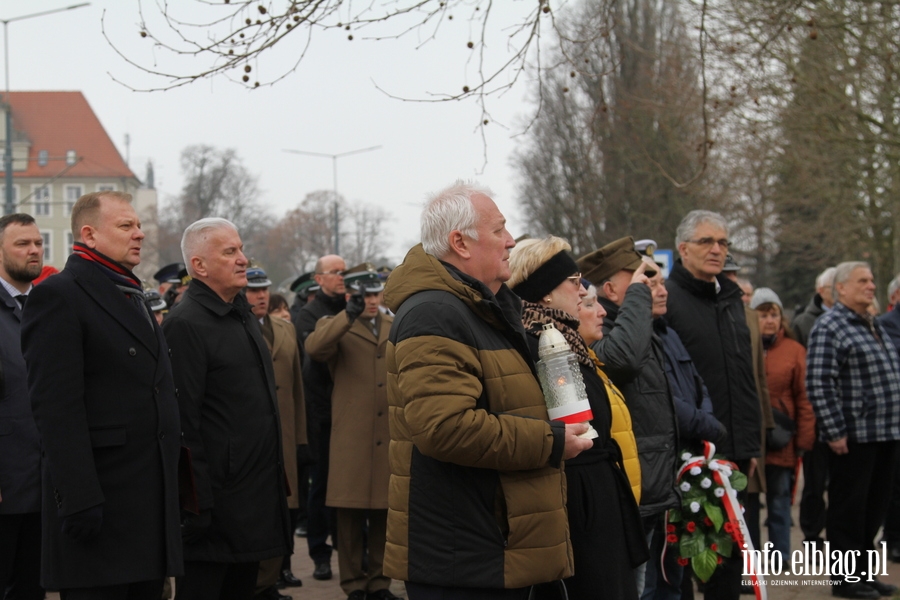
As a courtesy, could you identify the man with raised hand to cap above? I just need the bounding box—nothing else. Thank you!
[21,191,183,600]
[0,214,44,600]
[577,236,679,597]
[383,180,591,599]
[306,265,399,600]
[163,218,291,600]
[155,262,184,296]
[244,266,307,598]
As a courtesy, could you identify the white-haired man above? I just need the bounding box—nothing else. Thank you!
[792,267,837,348]
[807,262,900,598]
[162,218,291,600]
[382,181,591,599]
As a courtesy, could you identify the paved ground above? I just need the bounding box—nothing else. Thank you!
[44,472,900,599]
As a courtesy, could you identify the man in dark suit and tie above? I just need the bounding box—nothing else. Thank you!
[0,213,44,600]
[21,191,183,600]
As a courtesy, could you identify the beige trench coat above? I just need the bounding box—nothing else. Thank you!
[265,315,308,509]
[305,310,392,510]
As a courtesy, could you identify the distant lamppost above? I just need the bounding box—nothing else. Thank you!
[283,145,382,255]
[2,3,90,215]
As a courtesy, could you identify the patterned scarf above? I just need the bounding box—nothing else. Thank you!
[73,242,152,327]
[521,300,595,368]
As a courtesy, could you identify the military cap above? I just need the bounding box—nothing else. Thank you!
[245,267,273,289]
[344,263,384,293]
[634,239,657,257]
[290,271,320,294]
[577,236,657,286]
[154,262,185,285]
[723,253,741,272]
[145,289,167,312]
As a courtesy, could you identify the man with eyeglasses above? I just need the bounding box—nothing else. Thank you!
[577,236,680,598]
[292,254,347,581]
[664,210,762,600]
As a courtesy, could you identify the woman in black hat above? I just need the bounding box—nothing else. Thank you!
[509,236,648,600]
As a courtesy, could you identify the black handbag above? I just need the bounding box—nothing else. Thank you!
[766,407,796,450]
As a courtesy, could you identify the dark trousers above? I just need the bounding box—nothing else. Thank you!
[799,439,830,541]
[280,507,300,572]
[175,561,259,600]
[307,423,335,565]
[827,440,896,581]
[336,508,388,595]
[0,512,43,600]
[703,459,750,600]
[406,582,530,600]
[60,579,164,600]
[881,444,900,546]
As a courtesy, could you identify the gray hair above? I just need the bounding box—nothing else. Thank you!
[816,267,836,290]
[181,217,239,277]
[832,261,870,301]
[887,274,900,299]
[674,210,729,247]
[420,180,493,259]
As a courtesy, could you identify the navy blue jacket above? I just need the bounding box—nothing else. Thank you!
[0,283,41,515]
[655,318,724,445]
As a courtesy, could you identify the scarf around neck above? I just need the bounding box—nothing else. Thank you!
[521,300,595,368]
[73,242,152,326]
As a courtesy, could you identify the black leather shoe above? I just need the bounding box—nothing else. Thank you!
[255,586,291,600]
[279,569,302,587]
[368,590,402,600]
[312,562,332,580]
[347,592,367,600]
[866,579,898,597]
[832,582,880,599]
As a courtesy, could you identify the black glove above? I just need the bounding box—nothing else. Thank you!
[345,293,366,321]
[181,509,212,544]
[714,421,729,445]
[61,504,103,541]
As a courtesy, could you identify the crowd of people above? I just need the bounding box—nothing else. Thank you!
[1,184,900,600]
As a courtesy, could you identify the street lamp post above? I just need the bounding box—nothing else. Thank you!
[283,145,382,255]
[2,3,90,215]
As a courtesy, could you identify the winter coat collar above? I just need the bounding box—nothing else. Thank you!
[668,259,742,302]
[313,287,347,313]
[384,243,524,334]
[186,277,253,318]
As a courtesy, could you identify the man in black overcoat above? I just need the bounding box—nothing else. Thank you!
[21,191,183,600]
[0,213,44,600]
[292,253,347,581]
[163,218,290,600]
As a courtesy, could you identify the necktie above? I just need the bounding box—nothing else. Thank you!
[15,294,27,309]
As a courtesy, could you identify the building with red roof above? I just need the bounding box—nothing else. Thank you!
[0,91,159,281]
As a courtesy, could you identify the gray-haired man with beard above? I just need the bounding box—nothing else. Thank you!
[0,214,44,600]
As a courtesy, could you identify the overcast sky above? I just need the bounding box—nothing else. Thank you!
[7,0,553,265]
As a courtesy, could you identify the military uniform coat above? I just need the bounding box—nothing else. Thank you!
[305,310,393,510]
[21,255,183,588]
[263,315,307,509]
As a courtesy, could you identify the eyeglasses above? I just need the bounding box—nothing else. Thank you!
[566,273,583,286]
[687,237,731,250]
[316,269,345,276]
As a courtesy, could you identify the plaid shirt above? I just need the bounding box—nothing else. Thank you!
[806,301,900,443]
